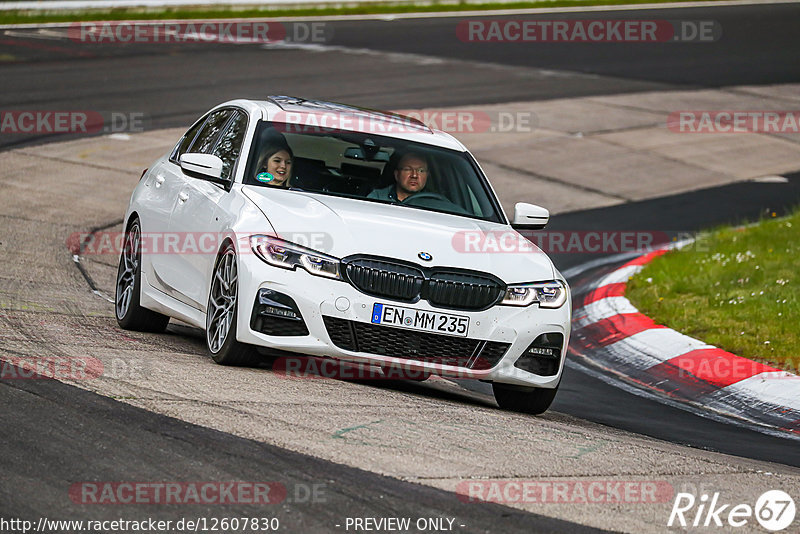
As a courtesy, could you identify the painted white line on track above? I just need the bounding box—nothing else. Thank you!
[561,251,642,280]
[71,254,115,303]
[564,238,695,283]
[258,40,595,81]
[3,28,68,39]
[752,175,789,183]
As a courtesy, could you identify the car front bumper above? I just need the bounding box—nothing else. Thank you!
[236,253,571,388]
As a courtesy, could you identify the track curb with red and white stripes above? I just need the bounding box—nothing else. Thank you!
[568,247,800,436]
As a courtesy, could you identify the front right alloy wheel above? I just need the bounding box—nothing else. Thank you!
[492,382,560,415]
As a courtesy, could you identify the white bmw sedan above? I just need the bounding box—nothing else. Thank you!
[116,96,571,414]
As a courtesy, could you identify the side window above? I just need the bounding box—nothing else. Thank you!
[191,109,233,154]
[210,111,247,181]
[172,115,207,161]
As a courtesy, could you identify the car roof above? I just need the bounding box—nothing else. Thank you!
[216,97,469,152]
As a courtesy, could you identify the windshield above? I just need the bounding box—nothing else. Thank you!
[243,121,504,223]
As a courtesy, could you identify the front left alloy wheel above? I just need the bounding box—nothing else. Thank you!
[206,243,260,366]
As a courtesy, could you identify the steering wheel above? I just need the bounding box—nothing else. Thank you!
[402,192,470,215]
[402,192,451,205]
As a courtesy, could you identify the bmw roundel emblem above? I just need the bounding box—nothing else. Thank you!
[418,251,433,261]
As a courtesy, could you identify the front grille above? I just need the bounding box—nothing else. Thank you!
[476,341,513,370]
[344,259,424,302]
[324,315,356,350]
[323,316,510,369]
[252,316,309,336]
[427,272,504,310]
[342,256,505,311]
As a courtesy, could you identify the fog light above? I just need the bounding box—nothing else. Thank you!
[527,346,556,357]
[251,289,308,336]
[260,305,298,319]
[515,333,564,376]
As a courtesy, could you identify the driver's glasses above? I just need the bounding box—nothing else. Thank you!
[398,166,428,175]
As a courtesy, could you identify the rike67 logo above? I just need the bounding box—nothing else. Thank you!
[668,490,795,531]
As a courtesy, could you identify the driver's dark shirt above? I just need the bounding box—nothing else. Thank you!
[367,184,420,202]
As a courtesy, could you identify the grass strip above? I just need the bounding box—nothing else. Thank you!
[0,0,731,25]
[627,208,800,373]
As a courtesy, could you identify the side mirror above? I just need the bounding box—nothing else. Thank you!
[512,202,549,230]
[180,153,226,184]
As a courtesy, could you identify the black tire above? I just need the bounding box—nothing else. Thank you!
[492,382,560,415]
[206,243,261,366]
[115,219,170,332]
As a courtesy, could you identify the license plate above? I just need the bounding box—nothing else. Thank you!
[371,303,469,337]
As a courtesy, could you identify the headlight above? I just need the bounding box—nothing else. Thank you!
[250,235,341,280]
[501,280,567,308]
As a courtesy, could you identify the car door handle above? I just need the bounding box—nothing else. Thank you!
[178,191,189,202]
[154,175,165,188]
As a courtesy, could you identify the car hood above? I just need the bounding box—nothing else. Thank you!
[242,186,555,284]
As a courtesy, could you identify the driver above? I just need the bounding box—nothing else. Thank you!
[367,152,429,202]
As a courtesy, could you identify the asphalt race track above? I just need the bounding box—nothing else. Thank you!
[2,2,800,532]
[2,365,598,533]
